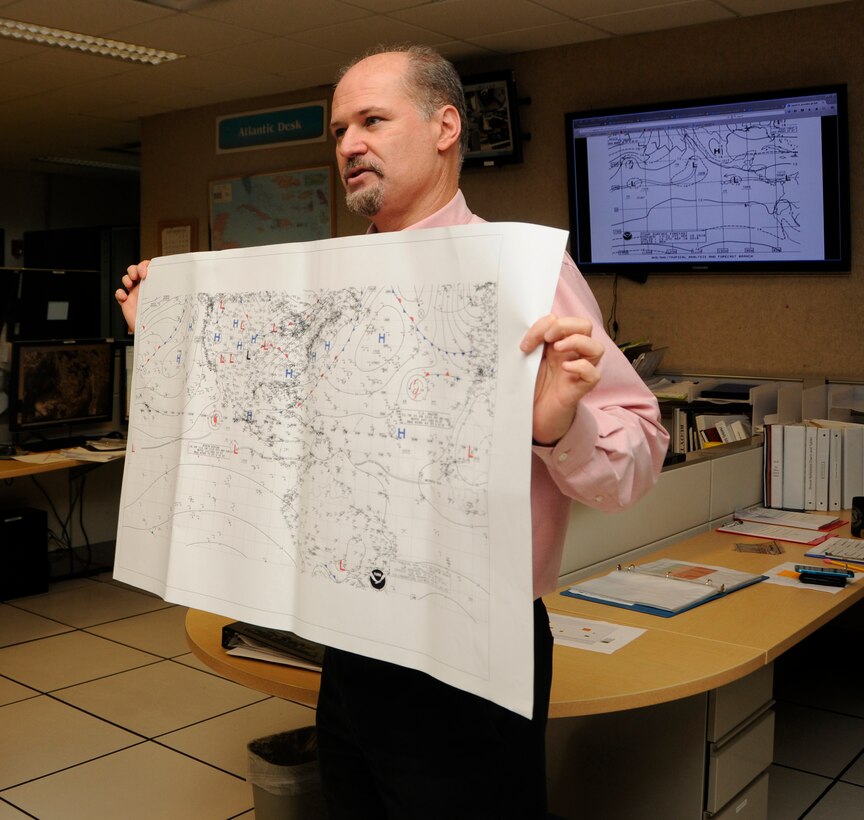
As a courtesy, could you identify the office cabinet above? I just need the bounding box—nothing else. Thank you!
[709,771,770,820]
[546,666,775,820]
[705,666,774,817]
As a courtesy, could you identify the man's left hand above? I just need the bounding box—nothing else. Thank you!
[520,314,604,446]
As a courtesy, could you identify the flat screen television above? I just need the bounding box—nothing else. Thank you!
[8,339,115,439]
[564,84,850,278]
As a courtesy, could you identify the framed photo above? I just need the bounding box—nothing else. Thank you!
[461,71,524,168]
[209,165,334,250]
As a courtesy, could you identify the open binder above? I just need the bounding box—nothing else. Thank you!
[221,621,325,670]
[561,559,767,617]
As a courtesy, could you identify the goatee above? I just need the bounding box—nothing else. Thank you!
[345,185,383,217]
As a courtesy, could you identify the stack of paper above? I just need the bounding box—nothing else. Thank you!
[717,506,845,546]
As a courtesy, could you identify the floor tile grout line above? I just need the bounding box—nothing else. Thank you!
[6,688,259,786]
[0,738,149,794]
[0,794,40,819]
[149,736,250,783]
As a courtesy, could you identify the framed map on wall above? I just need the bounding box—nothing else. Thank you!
[209,165,334,250]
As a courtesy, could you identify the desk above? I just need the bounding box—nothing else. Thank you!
[185,514,864,820]
[0,454,84,480]
[1,452,125,587]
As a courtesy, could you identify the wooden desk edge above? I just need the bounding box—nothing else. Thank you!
[186,609,768,719]
[0,456,82,478]
[548,646,766,718]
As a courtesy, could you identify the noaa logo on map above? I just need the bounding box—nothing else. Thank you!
[369,569,386,590]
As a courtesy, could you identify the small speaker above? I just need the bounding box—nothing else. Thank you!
[1,508,49,600]
[852,496,864,538]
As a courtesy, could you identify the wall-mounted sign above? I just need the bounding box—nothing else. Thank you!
[216,101,327,153]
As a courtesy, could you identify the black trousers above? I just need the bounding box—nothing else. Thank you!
[316,599,554,820]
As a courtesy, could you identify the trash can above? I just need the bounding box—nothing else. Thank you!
[246,726,326,820]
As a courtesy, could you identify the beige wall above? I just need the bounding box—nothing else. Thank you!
[140,0,864,381]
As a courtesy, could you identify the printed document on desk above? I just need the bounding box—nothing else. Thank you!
[112,223,565,719]
[548,612,645,654]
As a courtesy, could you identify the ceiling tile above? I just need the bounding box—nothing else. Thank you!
[340,0,426,10]
[719,0,849,13]
[468,20,608,52]
[106,10,266,55]
[391,0,569,39]
[585,0,736,36]
[186,0,371,34]
[532,0,699,16]
[0,0,171,33]
[289,14,452,53]
[128,53,273,89]
[204,36,347,75]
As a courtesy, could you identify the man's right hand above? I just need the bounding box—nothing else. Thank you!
[115,260,150,333]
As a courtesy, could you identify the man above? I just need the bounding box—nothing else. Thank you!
[117,45,668,820]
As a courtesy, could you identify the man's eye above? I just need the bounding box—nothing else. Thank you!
[366,116,381,126]
[332,128,345,139]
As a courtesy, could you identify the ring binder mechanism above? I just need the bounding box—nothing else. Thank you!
[617,563,726,594]
[563,559,767,617]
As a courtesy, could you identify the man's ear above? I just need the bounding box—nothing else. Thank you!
[436,105,462,153]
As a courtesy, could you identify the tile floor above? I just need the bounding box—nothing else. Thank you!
[0,574,316,820]
[1,574,863,819]
[769,605,864,819]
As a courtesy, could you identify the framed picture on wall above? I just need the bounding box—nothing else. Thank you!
[208,165,334,250]
[461,71,524,168]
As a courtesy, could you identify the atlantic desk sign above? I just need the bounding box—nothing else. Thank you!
[216,101,327,153]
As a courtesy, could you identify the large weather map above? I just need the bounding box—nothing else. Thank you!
[113,224,565,715]
[209,167,333,250]
[591,116,825,262]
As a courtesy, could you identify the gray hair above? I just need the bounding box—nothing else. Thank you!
[335,44,469,160]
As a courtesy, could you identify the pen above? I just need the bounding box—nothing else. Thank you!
[823,558,864,573]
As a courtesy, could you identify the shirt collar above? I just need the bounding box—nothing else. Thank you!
[366,190,474,233]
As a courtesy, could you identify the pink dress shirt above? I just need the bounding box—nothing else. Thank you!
[377,190,670,597]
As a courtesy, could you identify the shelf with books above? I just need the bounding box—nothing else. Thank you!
[650,376,804,456]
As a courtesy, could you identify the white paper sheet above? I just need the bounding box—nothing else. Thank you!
[548,612,645,654]
[113,223,565,717]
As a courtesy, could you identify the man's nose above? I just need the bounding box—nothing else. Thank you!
[337,125,367,157]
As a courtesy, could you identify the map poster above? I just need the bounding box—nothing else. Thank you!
[113,223,565,717]
[209,166,333,251]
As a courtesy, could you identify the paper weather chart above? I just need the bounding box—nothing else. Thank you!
[113,224,565,716]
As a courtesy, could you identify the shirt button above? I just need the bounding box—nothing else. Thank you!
[594,494,604,503]
[558,452,569,463]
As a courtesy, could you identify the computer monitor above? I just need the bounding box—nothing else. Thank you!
[564,84,850,278]
[8,339,115,438]
[6,267,102,340]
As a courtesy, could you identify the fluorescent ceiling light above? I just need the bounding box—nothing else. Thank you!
[37,156,140,172]
[0,18,185,65]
